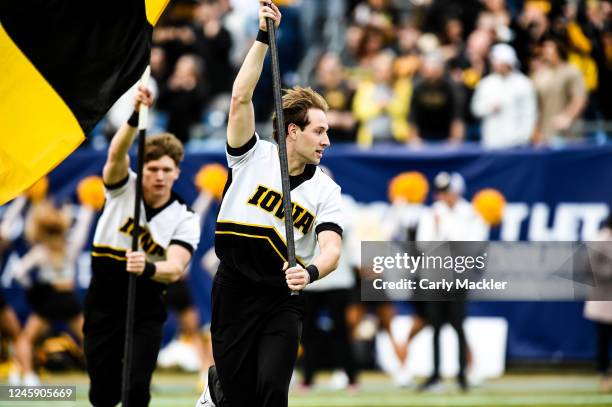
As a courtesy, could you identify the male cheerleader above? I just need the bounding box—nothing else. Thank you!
[84,87,200,406]
[197,1,343,406]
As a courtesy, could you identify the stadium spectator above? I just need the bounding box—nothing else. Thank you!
[421,0,483,39]
[355,25,392,71]
[193,0,234,99]
[449,28,493,139]
[471,43,537,148]
[352,0,400,40]
[313,53,357,143]
[101,0,610,147]
[581,0,612,124]
[151,46,169,84]
[394,23,422,79]
[352,51,412,147]
[438,14,465,62]
[562,0,609,128]
[512,2,552,70]
[532,39,587,145]
[152,5,198,75]
[409,55,465,144]
[476,0,512,43]
[340,23,365,71]
[157,54,208,143]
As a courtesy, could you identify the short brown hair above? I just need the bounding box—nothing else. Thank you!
[272,87,329,142]
[144,133,185,166]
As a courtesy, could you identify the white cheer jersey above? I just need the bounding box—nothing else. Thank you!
[92,170,200,263]
[88,170,200,312]
[215,134,343,287]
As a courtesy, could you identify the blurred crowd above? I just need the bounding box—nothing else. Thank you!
[95,0,612,150]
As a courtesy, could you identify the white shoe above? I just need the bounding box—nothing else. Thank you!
[392,369,414,388]
[329,370,349,390]
[195,384,216,407]
[23,372,41,386]
[8,370,21,386]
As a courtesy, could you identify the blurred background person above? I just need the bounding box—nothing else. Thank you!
[448,28,494,141]
[13,192,98,386]
[312,53,357,144]
[339,23,366,73]
[352,51,412,147]
[393,22,423,81]
[301,200,359,390]
[532,38,587,145]
[384,171,430,386]
[157,54,208,143]
[164,274,214,391]
[355,25,393,72]
[0,225,22,385]
[584,212,612,393]
[193,0,234,101]
[416,172,487,392]
[0,189,33,385]
[471,43,537,149]
[409,54,465,145]
[0,291,21,385]
[298,168,359,391]
[438,14,465,62]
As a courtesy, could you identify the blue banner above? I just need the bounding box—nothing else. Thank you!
[2,143,612,361]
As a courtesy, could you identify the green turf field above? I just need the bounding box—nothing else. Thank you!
[3,371,612,407]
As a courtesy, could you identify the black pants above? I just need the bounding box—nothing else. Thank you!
[83,300,165,406]
[427,300,467,378]
[302,289,357,385]
[596,322,612,374]
[211,274,304,407]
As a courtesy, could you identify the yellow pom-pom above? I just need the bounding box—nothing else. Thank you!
[195,164,228,200]
[388,171,429,204]
[25,176,49,203]
[472,188,506,226]
[77,176,105,211]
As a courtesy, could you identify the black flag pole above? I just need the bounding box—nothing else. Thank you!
[122,66,151,405]
[266,15,298,295]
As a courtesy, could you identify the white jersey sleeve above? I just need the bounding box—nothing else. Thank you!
[170,211,201,253]
[104,170,135,199]
[226,133,260,169]
[314,178,343,237]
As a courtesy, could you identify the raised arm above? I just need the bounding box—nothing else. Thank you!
[0,196,27,242]
[227,1,281,148]
[66,205,96,263]
[102,87,154,186]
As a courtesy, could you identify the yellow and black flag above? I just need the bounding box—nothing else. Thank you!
[0,0,169,205]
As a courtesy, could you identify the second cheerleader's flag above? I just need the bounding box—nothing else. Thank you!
[0,0,169,205]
